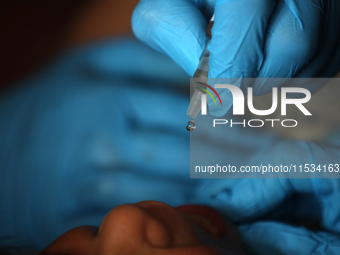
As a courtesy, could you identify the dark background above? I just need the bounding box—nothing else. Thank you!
[0,0,139,91]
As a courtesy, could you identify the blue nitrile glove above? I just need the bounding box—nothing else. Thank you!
[0,38,200,253]
[132,0,340,115]
[196,137,340,254]
[239,222,340,255]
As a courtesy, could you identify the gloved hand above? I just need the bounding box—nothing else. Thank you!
[0,37,278,253]
[0,38,199,252]
[196,137,340,254]
[132,0,340,115]
[240,222,340,255]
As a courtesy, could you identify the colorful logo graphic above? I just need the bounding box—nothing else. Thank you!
[196,82,222,106]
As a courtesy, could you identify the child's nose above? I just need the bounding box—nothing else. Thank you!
[97,204,173,251]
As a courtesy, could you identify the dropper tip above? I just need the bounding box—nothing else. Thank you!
[186,119,196,132]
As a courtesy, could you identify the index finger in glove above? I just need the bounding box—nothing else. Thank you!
[209,0,275,78]
[255,0,324,94]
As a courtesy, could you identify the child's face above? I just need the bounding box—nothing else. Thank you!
[41,201,247,255]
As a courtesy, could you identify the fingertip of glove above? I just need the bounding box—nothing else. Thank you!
[131,1,150,41]
[132,0,164,46]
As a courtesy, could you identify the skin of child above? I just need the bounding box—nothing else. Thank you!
[40,201,248,255]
